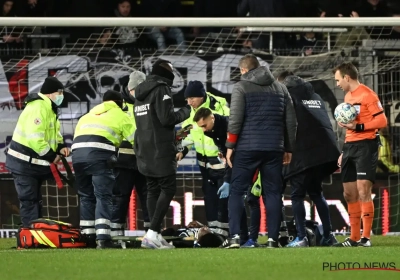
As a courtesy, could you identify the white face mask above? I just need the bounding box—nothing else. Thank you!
[54,94,64,106]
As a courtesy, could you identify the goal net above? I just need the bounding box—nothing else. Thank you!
[0,18,399,235]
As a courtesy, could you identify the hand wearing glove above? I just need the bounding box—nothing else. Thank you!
[217,182,230,199]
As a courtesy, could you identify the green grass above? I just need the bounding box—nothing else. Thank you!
[1,236,400,280]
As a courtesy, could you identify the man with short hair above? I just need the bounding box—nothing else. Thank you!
[193,107,249,246]
[332,62,387,247]
[224,54,297,248]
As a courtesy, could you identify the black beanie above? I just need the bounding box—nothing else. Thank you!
[103,90,123,108]
[40,76,64,94]
[151,59,174,84]
[184,81,206,98]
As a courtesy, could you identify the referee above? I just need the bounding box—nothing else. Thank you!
[332,62,387,247]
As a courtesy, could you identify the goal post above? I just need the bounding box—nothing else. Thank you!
[0,17,399,236]
[0,17,400,27]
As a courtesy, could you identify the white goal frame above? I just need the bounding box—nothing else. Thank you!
[0,17,399,27]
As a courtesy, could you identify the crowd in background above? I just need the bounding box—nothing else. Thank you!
[1,0,400,54]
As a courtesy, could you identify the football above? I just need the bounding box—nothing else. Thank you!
[334,102,358,124]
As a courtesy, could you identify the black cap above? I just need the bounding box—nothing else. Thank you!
[40,76,64,94]
[103,90,123,109]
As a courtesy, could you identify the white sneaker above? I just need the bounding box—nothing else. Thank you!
[141,236,168,249]
[358,237,372,247]
[157,234,175,249]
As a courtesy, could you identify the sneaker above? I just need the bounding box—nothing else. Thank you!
[358,237,371,247]
[157,234,175,249]
[266,238,281,248]
[193,241,201,248]
[141,236,169,249]
[241,239,260,248]
[96,240,121,249]
[331,237,359,247]
[220,235,240,249]
[320,233,338,246]
[286,237,309,247]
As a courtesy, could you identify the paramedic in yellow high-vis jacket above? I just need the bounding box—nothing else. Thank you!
[6,77,69,228]
[181,81,231,237]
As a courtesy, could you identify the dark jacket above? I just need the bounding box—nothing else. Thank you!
[115,90,137,170]
[281,76,340,179]
[133,75,190,177]
[226,66,297,153]
[204,114,231,183]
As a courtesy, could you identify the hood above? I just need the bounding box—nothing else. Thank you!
[121,88,135,105]
[281,75,314,98]
[90,101,121,114]
[240,66,275,86]
[134,75,170,102]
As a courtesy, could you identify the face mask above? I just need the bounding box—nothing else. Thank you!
[54,94,64,106]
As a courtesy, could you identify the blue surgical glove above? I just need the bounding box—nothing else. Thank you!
[217,182,230,199]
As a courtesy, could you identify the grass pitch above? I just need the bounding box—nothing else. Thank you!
[1,236,400,280]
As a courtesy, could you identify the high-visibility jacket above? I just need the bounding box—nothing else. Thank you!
[377,135,400,173]
[123,103,136,143]
[182,93,229,168]
[72,101,135,163]
[5,92,64,175]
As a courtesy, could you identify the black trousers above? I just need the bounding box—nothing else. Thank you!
[111,168,149,232]
[199,166,229,236]
[146,174,177,232]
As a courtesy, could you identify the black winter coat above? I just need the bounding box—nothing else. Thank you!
[281,76,340,180]
[133,75,190,177]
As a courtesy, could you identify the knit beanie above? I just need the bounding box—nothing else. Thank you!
[127,71,146,91]
[103,90,123,108]
[184,81,206,98]
[40,76,64,94]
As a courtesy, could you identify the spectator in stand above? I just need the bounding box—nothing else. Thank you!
[111,0,139,48]
[17,0,54,50]
[192,0,238,37]
[0,0,23,49]
[351,0,389,39]
[294,32,325,56]
[288,2,327,56]
[18,0,52,17]
[317,5,370,49]
[354,0,388,17]
[95,28,119,49]
[141,0,186,52]
[379,2,400,40]
[237,0,296,52]
[65,0,109,45]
